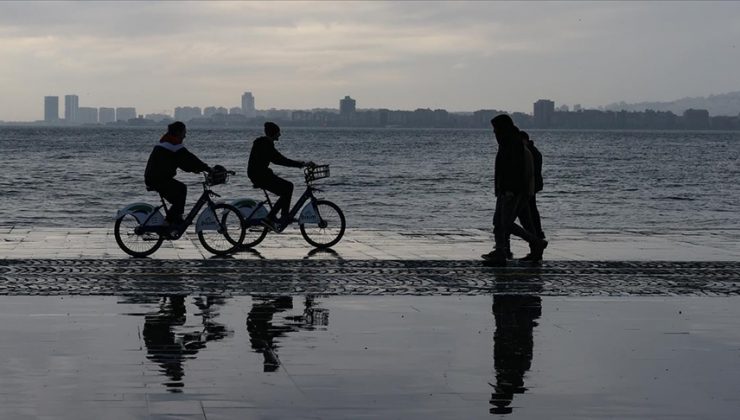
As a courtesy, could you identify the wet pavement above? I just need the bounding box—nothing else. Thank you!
[1,227,739,418]
[1,227,739,261]
[1,295,739,419]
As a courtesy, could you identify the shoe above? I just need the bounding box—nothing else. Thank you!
[261,218,279,232]
[518,253,542,262]
[527,239,548,260]
[481,249,507,266]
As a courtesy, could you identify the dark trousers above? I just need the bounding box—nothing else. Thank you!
[255,175,293,221]
[493,193,540,251]
[528,195,545,239]
[150,179,187,222]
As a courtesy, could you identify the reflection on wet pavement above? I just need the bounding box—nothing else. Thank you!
[1,293,740,419]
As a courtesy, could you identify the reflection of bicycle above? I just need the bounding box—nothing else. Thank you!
[234,164,346,249]
[114,169,246,257]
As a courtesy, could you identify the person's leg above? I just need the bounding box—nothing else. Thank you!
[157,179,187,224]
[529,195,544,239]
[496,194,521,250]
[512,194,547,260]
[261,176,294,222]
[492,198,513,258]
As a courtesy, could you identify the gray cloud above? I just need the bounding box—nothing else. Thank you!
[1,1,739,121]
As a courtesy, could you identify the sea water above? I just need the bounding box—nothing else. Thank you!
[1,126,738,231]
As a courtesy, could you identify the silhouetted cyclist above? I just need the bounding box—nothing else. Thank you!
[144,121,211,226]
[247,122,313,231]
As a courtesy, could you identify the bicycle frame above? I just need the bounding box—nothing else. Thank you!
[137,182,222,236]
[243,185,322,226]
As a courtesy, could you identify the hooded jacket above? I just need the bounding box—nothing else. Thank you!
[494,129,527,196]
[247,136,303,182]
[144,134,209,187]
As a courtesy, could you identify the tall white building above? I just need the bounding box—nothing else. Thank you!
[44,96,59,122]
[65,94,79,123]
[241,92,256,118]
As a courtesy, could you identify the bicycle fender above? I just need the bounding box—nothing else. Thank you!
[115,202,165,226]
[195,208,219,232]
[232,198,268,222]
[298,202,319,224]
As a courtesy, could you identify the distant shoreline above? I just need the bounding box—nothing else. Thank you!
[1,123,739,133]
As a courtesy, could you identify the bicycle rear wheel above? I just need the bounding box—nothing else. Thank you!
[299,200,345,248]
[197,203,246,255]
[114,214,164,257]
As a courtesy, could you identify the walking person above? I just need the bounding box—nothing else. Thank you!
[247,122,313,231]
[482,115,547,266]
[521,131,546,242]
[509,130,548,261]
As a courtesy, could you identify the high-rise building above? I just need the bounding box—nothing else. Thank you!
[64,94,79,123]
[533,99,555,128]
[77,107,98,124]
[44,96,59,122]
[116,107,136,122]
[98,107,115,123]
[340,96,356,116]
[241,92,256,118]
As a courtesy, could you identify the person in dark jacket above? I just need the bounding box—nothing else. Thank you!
[144,121,210,225]
[521,131,545,240]
[482,115,547,266]
[248,122,313,231]
[508,130,547,261]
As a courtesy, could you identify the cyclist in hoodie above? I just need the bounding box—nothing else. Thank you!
[247,122,313,231]
[144,121,211,226]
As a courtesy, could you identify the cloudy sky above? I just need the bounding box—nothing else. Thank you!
[1,1,738,121]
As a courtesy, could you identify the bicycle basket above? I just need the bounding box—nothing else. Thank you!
[305,165,330,183]
[206,166,229,186]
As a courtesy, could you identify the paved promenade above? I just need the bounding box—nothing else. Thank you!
[1,227,739,296]
[2,226,739,261]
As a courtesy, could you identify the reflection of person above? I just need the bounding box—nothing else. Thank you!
[247,122,314,231]
[142,296,190,392]
[144,121,211,226]
[246,295,328,372]
[142,295,230,392]
[247,296,296,372]
[490,275,542,414]
[482,115,547,266]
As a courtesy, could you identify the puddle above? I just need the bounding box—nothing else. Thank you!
[0,295,739,419]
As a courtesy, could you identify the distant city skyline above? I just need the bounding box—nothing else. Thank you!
[1,2,739,121]
[33,88,740,126]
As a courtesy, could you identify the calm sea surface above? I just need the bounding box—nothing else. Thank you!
[0,126,738,231]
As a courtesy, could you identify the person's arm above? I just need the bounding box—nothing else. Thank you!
[269,143,305,168]
[176,148,210,173]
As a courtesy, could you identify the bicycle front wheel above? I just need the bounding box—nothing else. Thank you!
[197,204,246,255]
[241,222,269,249]
[114,214,164,258]
[299,200,345,248]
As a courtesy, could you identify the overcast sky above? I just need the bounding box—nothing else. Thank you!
[1,1,738,121]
